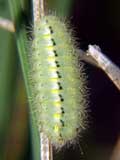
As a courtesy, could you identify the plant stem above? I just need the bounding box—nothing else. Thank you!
[87,45,120,91]
[8,0,40,160]
[32,1,53,160]
[0,1,18,158]
[32,0,45,23]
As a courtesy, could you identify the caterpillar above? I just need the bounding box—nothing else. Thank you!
[30,15,87,148]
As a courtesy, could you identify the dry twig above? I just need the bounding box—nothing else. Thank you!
[33,0,45,23]
[32,1,53,160]
[87,45,120,91]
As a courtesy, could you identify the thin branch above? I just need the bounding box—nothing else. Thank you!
[78,49,99,67]
[33,0,45,23]
[0,17,15,32]
[32,0,53,160]
[40,133,53,160]
[87,45,120,91]
[8,0,41,159]
[40,0,45,18]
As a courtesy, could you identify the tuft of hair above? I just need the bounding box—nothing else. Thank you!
[29,15,88,149]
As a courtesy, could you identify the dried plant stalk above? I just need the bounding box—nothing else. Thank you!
[87,45,120,91]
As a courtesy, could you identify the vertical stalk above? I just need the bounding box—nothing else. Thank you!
[0,1,18,159]
[8,0,40,160]
[33,0,45,23]
[32,1,53,160]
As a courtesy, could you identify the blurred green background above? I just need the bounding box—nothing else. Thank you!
[0,0,120,160]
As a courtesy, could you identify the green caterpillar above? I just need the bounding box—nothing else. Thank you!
[30,15,87,148]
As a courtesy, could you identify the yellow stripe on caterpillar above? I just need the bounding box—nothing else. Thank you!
[47,56,56,61]
[43,34,51,39]
[54,113,61,119]
[54,101,61,107]
[54,124,60,133]
[51,89,60,94]
[49,68,57,72]
[50,78,59,82]
[46,45,54,51]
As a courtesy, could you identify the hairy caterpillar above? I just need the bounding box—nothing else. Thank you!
[30,15,87,148]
